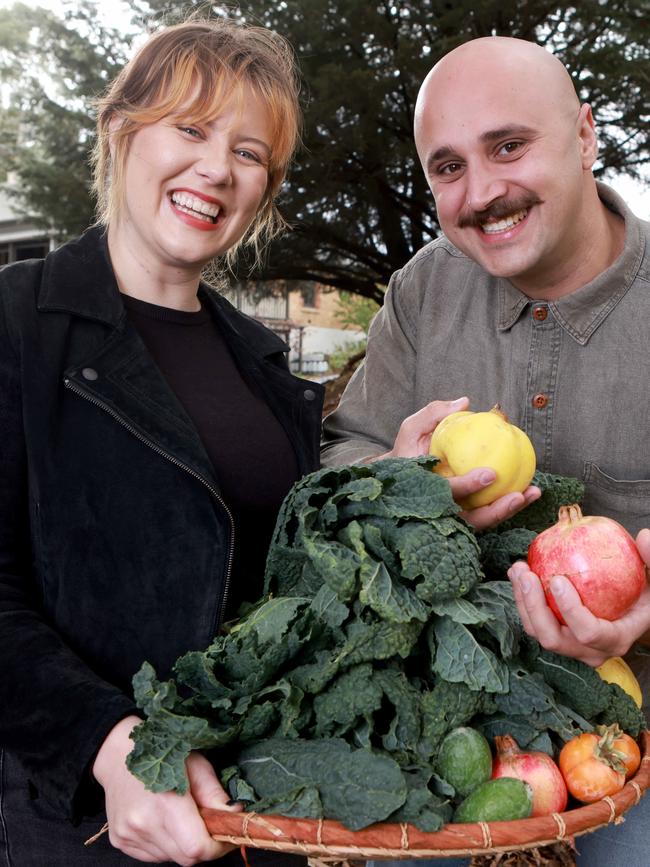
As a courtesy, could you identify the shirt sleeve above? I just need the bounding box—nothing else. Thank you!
[321,266,420,466]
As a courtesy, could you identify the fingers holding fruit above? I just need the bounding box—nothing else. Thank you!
[453,481,540,531]
[428,404,540,528]
[386,396,470,459]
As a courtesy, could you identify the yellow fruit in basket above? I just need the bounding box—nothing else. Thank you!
[428,405,536,509]
[596,656,643,708]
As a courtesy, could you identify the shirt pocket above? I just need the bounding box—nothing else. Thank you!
[583,462,650,536]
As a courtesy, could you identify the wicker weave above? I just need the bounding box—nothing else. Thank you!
[201,731,650,862]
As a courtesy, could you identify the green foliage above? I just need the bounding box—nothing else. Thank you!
[0,1,135,236]
[128,460,641,830]
[334,291,382,332]
[327,338,367,374]
[2,1,649,298]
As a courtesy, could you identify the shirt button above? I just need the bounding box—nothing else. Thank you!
[532,393,548,409]
[532,305,548,321]
[303,389,316,401]
[82,367,99,381]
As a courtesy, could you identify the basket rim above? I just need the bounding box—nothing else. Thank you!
[202,729,650,860]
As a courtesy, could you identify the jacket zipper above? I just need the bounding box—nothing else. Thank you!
[64,377,235,633]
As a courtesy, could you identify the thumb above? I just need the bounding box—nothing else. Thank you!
[186,752,240,812]
[635,528,650,569]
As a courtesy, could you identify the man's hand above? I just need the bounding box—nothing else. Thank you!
[93,715,240,865]
[508,528,650,666]
[374,396,541,530]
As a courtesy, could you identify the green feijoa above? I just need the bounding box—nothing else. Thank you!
[453,777,533,823]
[438,726,492,797]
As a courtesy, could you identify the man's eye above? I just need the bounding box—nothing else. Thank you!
[439,162,463,176]
[500,141,522,155]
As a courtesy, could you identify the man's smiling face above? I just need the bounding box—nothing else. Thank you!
[414,38,598,297]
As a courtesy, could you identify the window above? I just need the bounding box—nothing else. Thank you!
[300,283,320,308]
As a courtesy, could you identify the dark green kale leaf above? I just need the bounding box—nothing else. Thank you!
[418,680,494,760]
[128,663,238,792]
[385,766,452,832]
[234,737,408,830]
[596,682,647,737]
[478,527,537,580]
[528,648,610,720]
[374,668,423,758]
[468,582,523,659]
[498,471,584,534]
[431,617,509,693]
[312,664,383,737]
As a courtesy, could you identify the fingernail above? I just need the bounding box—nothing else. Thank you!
[451,397,467,406]
[520,574,532,594]
[480,471,495,485]
[550,576,565,596]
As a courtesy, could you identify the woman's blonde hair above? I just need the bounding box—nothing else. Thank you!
[91,17,301,265]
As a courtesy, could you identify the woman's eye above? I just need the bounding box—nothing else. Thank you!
[236,149,264,164]
[179,126,201,138]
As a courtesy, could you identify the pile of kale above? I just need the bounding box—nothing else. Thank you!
[128,458,645,831]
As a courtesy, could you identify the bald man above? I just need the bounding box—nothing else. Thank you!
[322,37,650,867]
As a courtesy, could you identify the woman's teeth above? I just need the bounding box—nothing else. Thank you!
[171,192,220,223]
[481,208,528,234]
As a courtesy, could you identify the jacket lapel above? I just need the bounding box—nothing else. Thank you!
[40,227,220,488]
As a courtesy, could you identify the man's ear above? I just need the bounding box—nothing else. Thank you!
[577,104,598,169]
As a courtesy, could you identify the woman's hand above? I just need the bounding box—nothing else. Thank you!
[374,397,540,530]
[93,716,240,865]
[508,528,650,666]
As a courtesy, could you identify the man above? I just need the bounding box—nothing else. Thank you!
[321,36,650,867]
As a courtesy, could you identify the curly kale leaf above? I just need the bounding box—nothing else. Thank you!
[431,617,509,693]
[418,680,495,760]
[478,527,537,580]
[596,683,647,737]
[234,737,407,830]
[498,470,584,533]
[529,648,610,721]
[385,766,452,832]
[312,663,383,737]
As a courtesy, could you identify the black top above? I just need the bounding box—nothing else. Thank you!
[122,293,300,620]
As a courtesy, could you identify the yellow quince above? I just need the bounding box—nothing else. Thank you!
[429,405,536,509]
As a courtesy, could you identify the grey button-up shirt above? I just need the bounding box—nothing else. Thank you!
[322,183,650,536]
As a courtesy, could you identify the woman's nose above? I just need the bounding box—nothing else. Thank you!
[194,145,233,186]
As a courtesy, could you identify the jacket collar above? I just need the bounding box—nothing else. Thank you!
[497,182,647,344]
[37,225,289,358]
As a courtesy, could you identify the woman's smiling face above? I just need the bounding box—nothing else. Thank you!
[110,86,272,276]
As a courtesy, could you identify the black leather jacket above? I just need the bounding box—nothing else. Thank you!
[0,227,323,819]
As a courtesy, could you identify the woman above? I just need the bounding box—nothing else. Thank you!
[0,17,321,867]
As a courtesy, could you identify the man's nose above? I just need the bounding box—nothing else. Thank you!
[464,167,508,213]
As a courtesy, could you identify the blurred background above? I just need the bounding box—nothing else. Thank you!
[1,0,648,393]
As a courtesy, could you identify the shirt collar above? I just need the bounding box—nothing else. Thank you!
[497,182,646,344]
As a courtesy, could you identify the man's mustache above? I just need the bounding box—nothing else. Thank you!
[457,193,543,229]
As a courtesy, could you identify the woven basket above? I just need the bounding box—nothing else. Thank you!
[201,730,650,862]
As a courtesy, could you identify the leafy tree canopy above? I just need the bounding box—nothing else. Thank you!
[1,0,649,300]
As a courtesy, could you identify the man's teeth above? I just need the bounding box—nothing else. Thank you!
[171,192,220,223]
[481,209,528,234]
